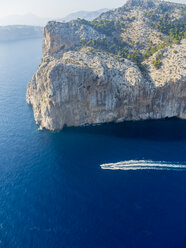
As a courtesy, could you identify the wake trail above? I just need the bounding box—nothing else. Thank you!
[100,160,186,171]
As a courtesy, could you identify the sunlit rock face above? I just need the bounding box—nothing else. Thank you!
[27,0,186,131]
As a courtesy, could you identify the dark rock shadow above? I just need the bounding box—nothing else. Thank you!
[62,118,186,141]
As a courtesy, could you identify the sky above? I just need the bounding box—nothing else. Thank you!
[0,0,185,18]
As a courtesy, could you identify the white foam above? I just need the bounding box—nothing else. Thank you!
[100,160,186,171]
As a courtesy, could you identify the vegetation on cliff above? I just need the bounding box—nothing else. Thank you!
[27,0,186,131]
[79,18,125,35]
[78,2,185,70]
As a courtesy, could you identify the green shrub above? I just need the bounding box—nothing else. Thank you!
[79,18,124,36]
[152,53,163,69]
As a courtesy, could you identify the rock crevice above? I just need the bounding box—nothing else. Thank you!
[27,0,186,130]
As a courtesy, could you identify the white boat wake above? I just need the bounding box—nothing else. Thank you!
[100,160,186,171]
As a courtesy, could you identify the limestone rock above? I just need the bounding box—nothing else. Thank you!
[27,0,186,130]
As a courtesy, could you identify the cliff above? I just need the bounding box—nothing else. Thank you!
[27,0,186,131]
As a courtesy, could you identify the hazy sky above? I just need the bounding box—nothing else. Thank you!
[0,0,185,18]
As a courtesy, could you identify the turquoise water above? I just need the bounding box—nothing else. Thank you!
[0,39,186,248]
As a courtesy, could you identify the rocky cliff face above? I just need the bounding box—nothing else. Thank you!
[27,0,186,131]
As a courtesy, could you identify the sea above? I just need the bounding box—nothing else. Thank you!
[0,38,186,248]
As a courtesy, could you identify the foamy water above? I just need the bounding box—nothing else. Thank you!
[100,160,186,171]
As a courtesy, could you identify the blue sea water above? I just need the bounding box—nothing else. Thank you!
[0,38,186,248]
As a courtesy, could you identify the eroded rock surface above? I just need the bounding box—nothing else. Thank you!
[27,0,186,130]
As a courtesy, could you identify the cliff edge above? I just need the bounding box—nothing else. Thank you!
[27,0,186,130]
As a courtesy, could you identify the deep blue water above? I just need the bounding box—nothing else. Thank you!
[0,39,186,248]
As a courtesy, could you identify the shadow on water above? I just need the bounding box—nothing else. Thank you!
[61,117,186,141]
